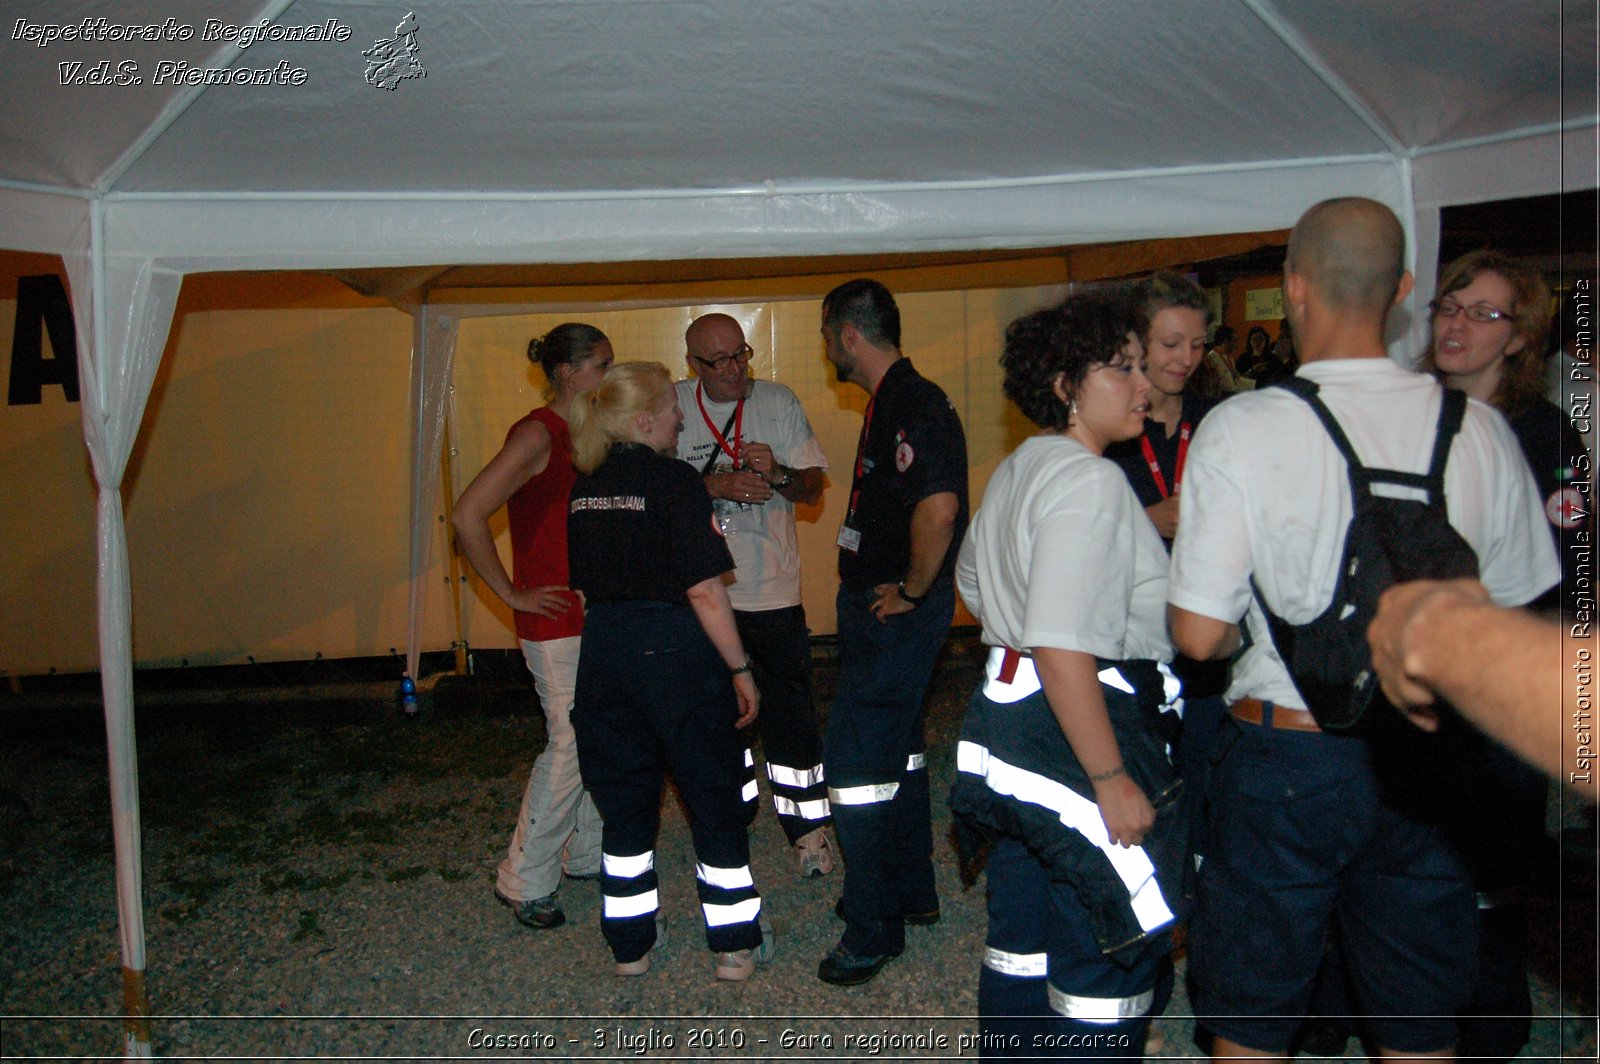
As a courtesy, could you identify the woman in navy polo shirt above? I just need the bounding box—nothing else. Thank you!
[566,361,769,983]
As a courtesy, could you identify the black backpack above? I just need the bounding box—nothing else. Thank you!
[1249,378,1480,732]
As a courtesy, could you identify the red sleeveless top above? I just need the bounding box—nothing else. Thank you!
[506,407,584,642]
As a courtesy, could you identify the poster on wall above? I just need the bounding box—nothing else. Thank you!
[1245,286,1284,321]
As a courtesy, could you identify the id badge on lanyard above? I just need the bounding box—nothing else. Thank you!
[836,389,880,554]
[699,384,760,536]
[1140,421,1191,499]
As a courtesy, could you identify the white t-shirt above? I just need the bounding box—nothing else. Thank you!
[674,378,829,611]
[1169,358,1560,709]
[957,434,1171,662]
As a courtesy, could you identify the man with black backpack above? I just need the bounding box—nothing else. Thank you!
[1168,197,1558,1062]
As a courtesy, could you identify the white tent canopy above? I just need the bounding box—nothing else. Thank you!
[1,0,1595,1055]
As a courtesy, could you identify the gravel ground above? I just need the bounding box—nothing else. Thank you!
[1,644,1594,1061]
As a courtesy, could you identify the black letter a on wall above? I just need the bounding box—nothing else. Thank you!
[9,274,80,405]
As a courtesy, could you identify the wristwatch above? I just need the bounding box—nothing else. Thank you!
[897,581,925,608]
[770,466,795,490]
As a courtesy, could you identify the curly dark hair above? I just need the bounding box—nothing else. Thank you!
[1002,288,1146,430]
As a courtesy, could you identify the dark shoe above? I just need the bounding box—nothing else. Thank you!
[817,943,901,986]
[495,889,565,930]
[833,897,940,926]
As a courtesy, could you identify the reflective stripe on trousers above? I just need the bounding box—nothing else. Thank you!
[828,753,927,805]
[601,849,658,919]
[696,862,762,927]
[984,946,1048,978]
[956,740,1175,933]
[1047,985,1155,1024]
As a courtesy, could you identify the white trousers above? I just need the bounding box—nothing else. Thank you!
[495,636,604,900]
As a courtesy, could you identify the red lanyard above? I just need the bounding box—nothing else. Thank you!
[1139,421,1191,499]
[696,383,745,465]
[845,388,881,523]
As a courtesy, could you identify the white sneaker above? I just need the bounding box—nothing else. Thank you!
[795,827,835,878]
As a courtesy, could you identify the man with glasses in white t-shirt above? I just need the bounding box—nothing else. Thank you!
[675,313,835,879]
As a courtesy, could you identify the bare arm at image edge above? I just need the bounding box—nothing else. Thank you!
[1368,578,1597,801]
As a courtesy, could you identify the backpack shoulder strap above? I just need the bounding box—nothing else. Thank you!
[1425,388,1468,490]
[1271,377,1365,475]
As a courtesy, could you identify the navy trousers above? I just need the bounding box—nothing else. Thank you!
[978,836,1158,1059]
[735,605,831,843]
[572,601,763,962]
[825,583,950,957]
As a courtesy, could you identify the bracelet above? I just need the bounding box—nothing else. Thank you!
[1089,764,1126,783]
[730,662,753,676]
[897,581,925,607]
[771,466,794,490]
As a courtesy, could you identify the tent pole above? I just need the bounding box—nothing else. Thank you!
[403,309,464,685]
[440,400,470,675]
[82,198,154,1059]
[100,487,152,1060]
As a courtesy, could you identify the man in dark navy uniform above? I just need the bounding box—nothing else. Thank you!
[816,278,969,986]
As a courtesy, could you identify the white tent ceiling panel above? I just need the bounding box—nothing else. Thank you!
[12,0,1461,198]
[0,189,89,257]
[0,0,1590,255]
[1413,124,1599,210]
[1269,0,1590,149]
[1,0,278,190]
[101,158,1403,273]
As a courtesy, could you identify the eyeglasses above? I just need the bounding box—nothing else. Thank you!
[691,344,754,371]
[1430,298,1515,324]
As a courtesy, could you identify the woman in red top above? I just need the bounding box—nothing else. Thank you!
[452,323,614,931]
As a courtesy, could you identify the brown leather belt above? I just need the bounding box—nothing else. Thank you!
[1230,697,1321,733]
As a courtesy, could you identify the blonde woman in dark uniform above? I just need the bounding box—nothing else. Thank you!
[566,361,771,982]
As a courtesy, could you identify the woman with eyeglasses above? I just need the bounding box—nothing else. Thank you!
[566,361,771,983]
[951,289,1184,1058]
[1425,249,1585,613]
[1421,249,1586,1064]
